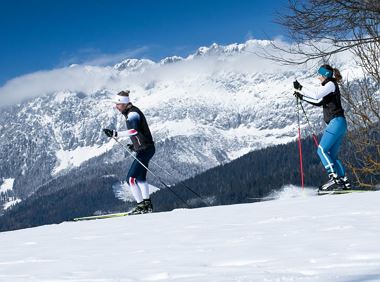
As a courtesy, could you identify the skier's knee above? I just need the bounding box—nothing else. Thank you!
[128,177,136,186]
[317,145,325,158]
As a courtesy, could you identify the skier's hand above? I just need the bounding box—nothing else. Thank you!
[127,143,135,152]
[103,128,118,138]
[293,91,303,100]
[293,80,303,90]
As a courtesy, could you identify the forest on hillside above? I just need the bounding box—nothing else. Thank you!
[0,135,336,232]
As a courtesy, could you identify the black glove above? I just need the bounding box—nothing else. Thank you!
[293,91,303,100]
[293,80,303,90]
[127,143,135,151]
[103,128,117,138]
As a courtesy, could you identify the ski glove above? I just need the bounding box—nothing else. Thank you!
[103,128,118,138]
[293,91,303,100]
[127,143,135,152]
[293,80,303,90]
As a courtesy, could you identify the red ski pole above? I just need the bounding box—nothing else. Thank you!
[299,101,319,147]
[296,97,305,189]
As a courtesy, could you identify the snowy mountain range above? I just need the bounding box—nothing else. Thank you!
[1,187,380,282]
[0,39,359,211]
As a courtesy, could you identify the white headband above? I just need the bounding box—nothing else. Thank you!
[112,95,130,104]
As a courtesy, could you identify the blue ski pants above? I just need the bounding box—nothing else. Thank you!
[317,117,347,176]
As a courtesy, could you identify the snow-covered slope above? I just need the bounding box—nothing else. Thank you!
[1,189,380,282]
[0,178,21,210]
[0,39,359,203]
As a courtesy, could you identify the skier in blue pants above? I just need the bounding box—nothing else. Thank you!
[103,90,155,214]
[293,64,351,191]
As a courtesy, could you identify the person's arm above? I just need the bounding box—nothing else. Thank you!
[103,128,137,138]
[117,111,140,137]
[117,129,138,137]
[302,98,324,107]
[300,81,335,104]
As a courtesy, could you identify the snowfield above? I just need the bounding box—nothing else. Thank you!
[1,189,380,282]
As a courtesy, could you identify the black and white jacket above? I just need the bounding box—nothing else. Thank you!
[300,78,345,124]
[118,105,155,152]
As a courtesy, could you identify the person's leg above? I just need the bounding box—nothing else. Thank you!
[330,121,351,189]
[127,160,143,204]
[317,117,347,190]
[330,139,345,177]
[317,131,337,174]
[135,146,155,189]
[134,146,155,212]
[326,138,350,189]
[138,181,150,200]
[329,117,347,177]
[317,117,346,175]
[137,181,153,213]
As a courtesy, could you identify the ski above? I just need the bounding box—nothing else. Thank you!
[317,189,375,196]
[73,212,131,221]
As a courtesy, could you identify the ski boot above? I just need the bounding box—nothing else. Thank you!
[319,173,342,191]
[143,199,153,213]
[338,176,351,190]
[128,202,147,215]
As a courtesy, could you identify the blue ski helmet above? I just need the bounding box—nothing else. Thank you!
[318,65,333,78]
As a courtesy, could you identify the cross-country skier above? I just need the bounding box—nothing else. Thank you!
[103,90,155,214]
[293,65,351,191]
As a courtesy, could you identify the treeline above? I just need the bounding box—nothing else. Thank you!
[0,136,322,232]
[1,133,378,232]
[160,136,326,208]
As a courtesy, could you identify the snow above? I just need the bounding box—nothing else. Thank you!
[3,198,22,210]
[0,178,14,194]
[52,141,116,175]
[264,184,320,200]
[151,118,199,139]
[113,182,160,202]
[0,178,21,210]
[53,91,73,103]
[1,189,380,282]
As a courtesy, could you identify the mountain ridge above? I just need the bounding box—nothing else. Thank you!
[0,39,357,211]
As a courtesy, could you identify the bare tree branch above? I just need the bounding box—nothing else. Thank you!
[270,0,380,187]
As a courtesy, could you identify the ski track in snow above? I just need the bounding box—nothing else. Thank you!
[1,191,380,282]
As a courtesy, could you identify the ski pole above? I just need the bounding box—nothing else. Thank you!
[112,137,191,208]
[298,102,319,147]
[296,96,305,189]
[148,158,211,207]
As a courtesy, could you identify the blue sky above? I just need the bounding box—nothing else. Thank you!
[0,0,288,86]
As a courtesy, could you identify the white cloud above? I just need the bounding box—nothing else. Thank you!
[0,39,357,108]
[0,66,117,107]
